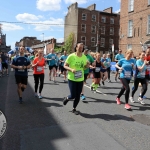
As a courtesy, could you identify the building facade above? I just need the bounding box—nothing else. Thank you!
[64,2,120,54]
[120,0,150,56]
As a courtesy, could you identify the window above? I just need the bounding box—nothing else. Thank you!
[148,15,150,34]
[101,16,106,23]
[81,36,86,45]
[92,15,96,21]
[110,27,114,35]
[109,39,113,48]
[134,28,136,37]
[82,13,87,20]
[91,25,96,33]
[148,0,150,5]
[91,37,96,47]
[101,26,105,34]
[110,18,114,24]
[81,24,86,33]
[100,38,105,47]
[128,20,133,37]
[127,44,132,50]
[128,0,134,12]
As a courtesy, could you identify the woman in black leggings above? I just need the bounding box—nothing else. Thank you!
[129,52,147,105]
[32,50,46,99]
[115,50,135,110]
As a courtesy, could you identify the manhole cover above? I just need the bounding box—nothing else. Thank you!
[131,114,150,126]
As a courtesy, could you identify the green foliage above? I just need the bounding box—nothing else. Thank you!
[64,32,74,54]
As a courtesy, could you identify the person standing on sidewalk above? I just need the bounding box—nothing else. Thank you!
[115,49,135,110]
[11,46,31,104]
[129,52,147,105]
[115,49,125,81]
[63,42,89,115]
[32,50,46,99]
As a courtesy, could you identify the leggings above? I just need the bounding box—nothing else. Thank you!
[34,74,44,93]
[68,80,83,109]
[107,67,111,80]
[132,78,147,98]
[117,78,130,104]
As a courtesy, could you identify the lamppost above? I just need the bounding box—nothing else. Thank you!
[42,33,44,50]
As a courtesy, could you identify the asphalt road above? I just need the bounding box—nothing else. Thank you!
[0,66,150,150]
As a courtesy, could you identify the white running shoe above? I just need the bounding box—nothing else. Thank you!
[138,97,145,105]
[129,97,135,103]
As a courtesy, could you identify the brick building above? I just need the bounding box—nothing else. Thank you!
[15,37,41,47]
[64,2,120,54]
[120,0,150,56]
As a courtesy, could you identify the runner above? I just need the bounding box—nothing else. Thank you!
[32,50,46,99]
[0,58,2,77]
[90,53,105,92]
[115,49,135,110]
[106,53,111,82]
[11,46,31,104]
[63,42,89,115]
[81,48,94,100]
[59,51,68,82]
[129,52,147,105]
[114,49,125,81]
[47,49,57,82]
[1,52,9,76]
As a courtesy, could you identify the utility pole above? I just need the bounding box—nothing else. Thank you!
[42,33,44,51]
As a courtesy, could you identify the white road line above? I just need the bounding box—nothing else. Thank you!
[84,84,107,96]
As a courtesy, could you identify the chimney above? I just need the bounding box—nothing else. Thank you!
[103,7,113,13]
[87,4,96,11]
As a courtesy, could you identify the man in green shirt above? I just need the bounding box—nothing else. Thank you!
[81,49,94,100]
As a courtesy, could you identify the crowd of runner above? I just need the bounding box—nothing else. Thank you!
[0,43,150,114]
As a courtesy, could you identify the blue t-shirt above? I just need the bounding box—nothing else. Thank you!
[101,58,108,68]
[12,56,30,76]
[59,55,68,66]
[47,53,57,66]
[135,59,147,78]
[115,54,125,61]
[106,58,111,68]
[55,56,59,66]
[118,58,135,79]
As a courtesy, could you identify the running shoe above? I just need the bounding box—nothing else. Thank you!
[108,80,111,83]
[63,97,69,105]
[102,81,105,86]
[124,104,131,110]
[143,95,147,99]
[19,99,23,104]
[38,95,42,99]
[138,97,145,105]
[81,95,86,100]
[72,109,79,115]
[129,97,135,103]
[90,86,93,91]
[115,78,117,82]
[116,98,121,105]
[35,93,38,97]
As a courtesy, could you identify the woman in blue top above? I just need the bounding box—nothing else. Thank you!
[106,53,111,82]
[129,52,147,105]
[115,50,135,110]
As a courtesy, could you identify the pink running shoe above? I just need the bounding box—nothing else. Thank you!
[116,98,121,105]
[124,104,131,110]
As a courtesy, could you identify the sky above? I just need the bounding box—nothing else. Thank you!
[0,0,121,49]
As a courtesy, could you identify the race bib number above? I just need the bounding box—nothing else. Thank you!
[74,70,82,79]
[18,66,25,72]
[124,71,131,78]
[37,66,43,72]
[140,72,145,78]
[95,67,100,72]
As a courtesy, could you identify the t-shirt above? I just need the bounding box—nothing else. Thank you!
[84,54,94,74]
[118,58,135,79]
[30,55,35,61]
[101,58,109,68]
[145,55,150,75]
[47,53,57,66]
[12,56,30,76]
[33,57,45,74]
[135,59,147,78]
[59,55,68,66]
[106,58,111,68]
[66,53,87,82]
[115,54,125,61]
[1,54,8,63]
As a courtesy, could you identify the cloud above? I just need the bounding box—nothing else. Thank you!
[57,38,64,43]
[36,0,61,11]
[115,9,120,13]
[2,23,24,31]
[16,13,43,22]
[64,0,88,4]
[118,0,121,2]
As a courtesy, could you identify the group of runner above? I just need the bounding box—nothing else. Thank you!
[7,43,150,114]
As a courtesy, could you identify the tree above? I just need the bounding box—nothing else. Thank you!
[64,32,74,54]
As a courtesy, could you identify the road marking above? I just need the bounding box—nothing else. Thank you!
[84,84,107,96]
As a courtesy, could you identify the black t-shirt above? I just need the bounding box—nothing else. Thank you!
[1,54,8,63]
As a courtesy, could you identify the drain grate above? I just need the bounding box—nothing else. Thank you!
[131,114,150,126]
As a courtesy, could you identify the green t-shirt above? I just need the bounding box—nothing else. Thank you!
[84,54,94,74]
[30,56,35,61]
[66,53,87,82]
